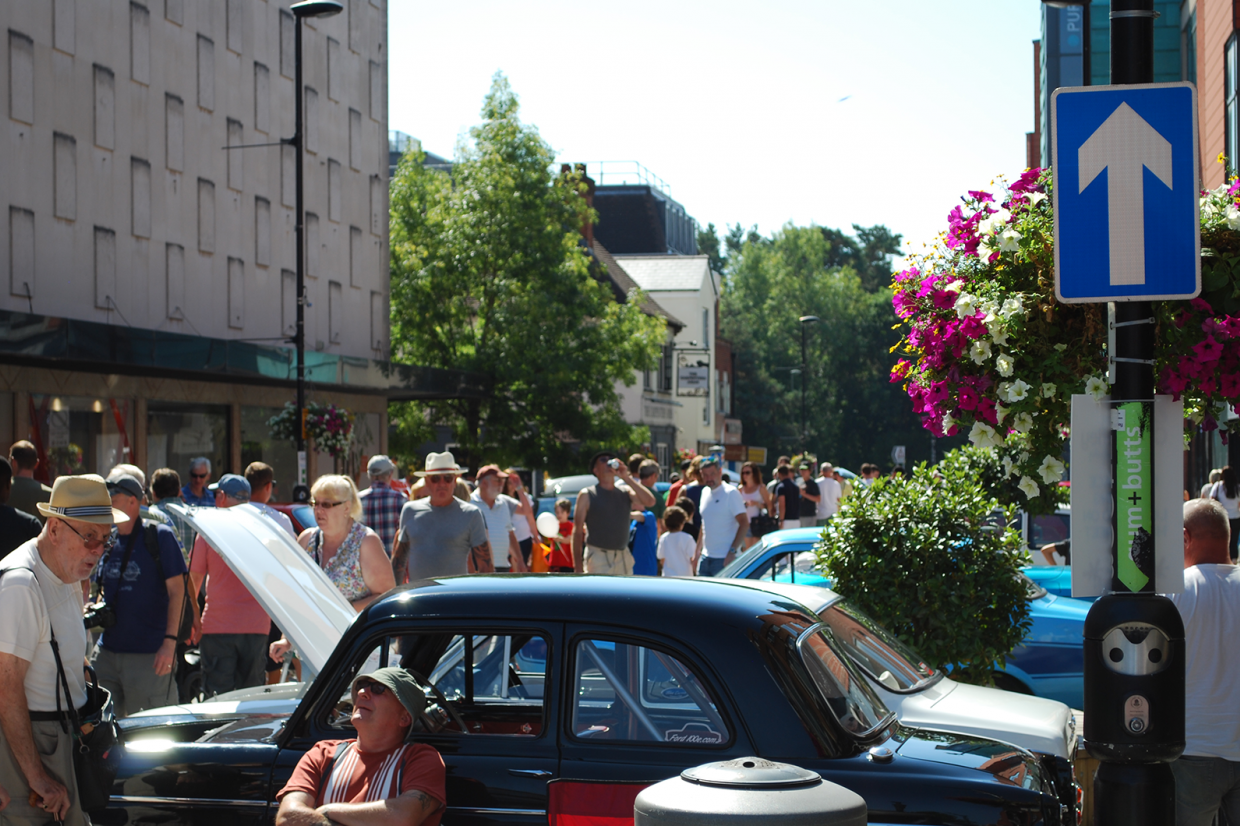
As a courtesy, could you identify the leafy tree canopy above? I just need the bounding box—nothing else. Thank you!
[388,74,665,473]
[719,223,948,471]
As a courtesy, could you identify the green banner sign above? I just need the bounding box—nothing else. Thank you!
[1113,401,1153,592]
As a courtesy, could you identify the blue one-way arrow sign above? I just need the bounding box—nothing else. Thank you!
[1052,83,1200,304]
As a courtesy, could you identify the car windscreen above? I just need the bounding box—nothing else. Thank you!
[1018,570,1048,600]
[820,600,939,693]
[796,623,895,739]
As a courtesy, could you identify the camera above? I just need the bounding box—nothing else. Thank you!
[608,459,622,470]
[83,601,117,631]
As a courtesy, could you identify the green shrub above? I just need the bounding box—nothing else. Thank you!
[817,458,1032,686]
[938,444,1069,513]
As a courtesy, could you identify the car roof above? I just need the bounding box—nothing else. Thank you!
[366,574,825,630]
[760,528,824,545]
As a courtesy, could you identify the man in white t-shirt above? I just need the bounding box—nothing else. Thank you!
[1168,498,1240,826]
[468,466,527,572]
[816,462,843,527]
[696,457,748,577]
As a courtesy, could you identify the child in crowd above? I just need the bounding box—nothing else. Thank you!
[657,506,697,577]
[548,498,575,573]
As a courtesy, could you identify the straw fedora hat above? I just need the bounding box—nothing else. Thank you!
[37,474,130,525]
[415,451,464,477]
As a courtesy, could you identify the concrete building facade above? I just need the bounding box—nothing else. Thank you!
[0,0,394,489]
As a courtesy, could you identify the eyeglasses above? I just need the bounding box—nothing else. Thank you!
[311,499,346,510]
[60,519,116,552]
[353,679,388,696]
[741,470,752,476]
[426,475,455,484]
[190,472,208,479]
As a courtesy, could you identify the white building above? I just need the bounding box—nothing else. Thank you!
[0,0,392,486]
[613,254,721,459]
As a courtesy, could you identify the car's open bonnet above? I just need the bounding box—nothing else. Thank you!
[170,503,354,675]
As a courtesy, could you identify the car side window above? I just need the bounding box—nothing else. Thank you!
[571,638,730,747]
[327,631,548,737]
[754,551,817,583]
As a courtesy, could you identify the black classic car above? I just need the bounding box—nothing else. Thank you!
[109,568,1070,826]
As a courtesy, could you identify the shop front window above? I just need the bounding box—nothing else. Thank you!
[241,406,297,502]
[147,403,229,485]
[28,395,134,484]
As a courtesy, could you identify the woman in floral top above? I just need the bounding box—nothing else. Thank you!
[269,475,395,662]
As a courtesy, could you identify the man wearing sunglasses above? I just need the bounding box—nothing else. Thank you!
[180,457,216,508]
[391,452,491,585]
[276,667,445,826]
[0,474,128,824]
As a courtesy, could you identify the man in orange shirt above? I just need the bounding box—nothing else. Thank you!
[276,667,445,826]
[188,474,270,696]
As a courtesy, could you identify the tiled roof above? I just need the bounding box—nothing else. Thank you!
[612,254,715,294]
[592,242,685,329]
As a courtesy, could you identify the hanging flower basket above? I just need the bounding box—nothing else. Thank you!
[268,401,355,459]
[891,167,1240,512]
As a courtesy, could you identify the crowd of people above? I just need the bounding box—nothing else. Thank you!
[0,439,893,823]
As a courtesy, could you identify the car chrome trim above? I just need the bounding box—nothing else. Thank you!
[446,806,547,816]
[111,795,269,808]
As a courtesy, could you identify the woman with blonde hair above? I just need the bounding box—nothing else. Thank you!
[269,474,395,661]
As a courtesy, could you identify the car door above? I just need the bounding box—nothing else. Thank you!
[558,625,757,791]
[275,620,563,826]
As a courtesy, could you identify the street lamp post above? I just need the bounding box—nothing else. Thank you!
[289,1,343,486]
[799,316,820,456]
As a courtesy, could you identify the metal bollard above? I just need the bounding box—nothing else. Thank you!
[634,756,867,826]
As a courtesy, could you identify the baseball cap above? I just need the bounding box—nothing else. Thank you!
[352,667,427,722]
[367,454,396,476]
[476,464,508,481]
[699,455,720,468]
[106,473,144,500]
[587,451,616,473]
[208,473,252,501]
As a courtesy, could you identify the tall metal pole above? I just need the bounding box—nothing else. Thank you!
[1083,2,1185,823]
[800,323,808,456]
[294,15,307,487]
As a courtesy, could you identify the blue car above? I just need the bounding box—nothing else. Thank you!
[719,528,1089,708]
[1021,565,1084,602]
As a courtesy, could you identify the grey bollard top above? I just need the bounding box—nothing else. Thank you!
[634,756,867,826]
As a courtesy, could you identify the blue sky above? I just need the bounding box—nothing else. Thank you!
[388,1,1043,260]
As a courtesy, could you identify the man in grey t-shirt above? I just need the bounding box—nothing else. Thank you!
[390,451,491,583]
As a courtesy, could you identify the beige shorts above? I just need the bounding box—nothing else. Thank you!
[584,546,633,576]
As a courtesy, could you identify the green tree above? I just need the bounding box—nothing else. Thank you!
[817,460,1031,685]
[696,223,725,276]
[820,224,903,293]
[720,223,941,471]
[388,74,664,473]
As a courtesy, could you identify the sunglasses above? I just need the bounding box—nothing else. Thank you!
[190,472,209,479]
[61,520,116,552]
[353,679,388,696]
[311,499,346,509]
[426,475,456,484]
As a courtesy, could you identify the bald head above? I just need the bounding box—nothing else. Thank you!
[1183,499,1232,567]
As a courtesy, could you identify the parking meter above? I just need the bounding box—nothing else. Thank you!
[1083,593,1184,762]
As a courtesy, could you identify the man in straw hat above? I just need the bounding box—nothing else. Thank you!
[0,474,128,824]
[275,667,446,826]
[391,452,491,584]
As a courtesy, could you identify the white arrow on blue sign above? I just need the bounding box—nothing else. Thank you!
[1052,82,1200,304]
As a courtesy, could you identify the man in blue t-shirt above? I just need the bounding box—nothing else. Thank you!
[90,474,189,716]
[629,509,658,576]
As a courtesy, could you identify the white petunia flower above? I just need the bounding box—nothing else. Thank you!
[1041,382,1057,399]
[969,339,992,365]
[1006,379,1031,403]
[1000,296,1024,319]
[954,293,978,319]
[995,403,1009,425]
[1018,475,1041,499]
[944,279,964,293]
[1002,455,1016,478]
[969,421,1002,449]
[997,228,1022,252]
[1084,375,1108,400]
[1027,191,1047,207]
[987,319,1009,347]
[942,411,957,434]
[1038,455,1066,485]
[995,353,1015,377]
[1227,204,1240,231]
[1012,412,1035,434]
[977,239,996,260]
[976,215,1001,237]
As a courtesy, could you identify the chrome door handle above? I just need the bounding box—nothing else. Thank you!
[509,769,553,778]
